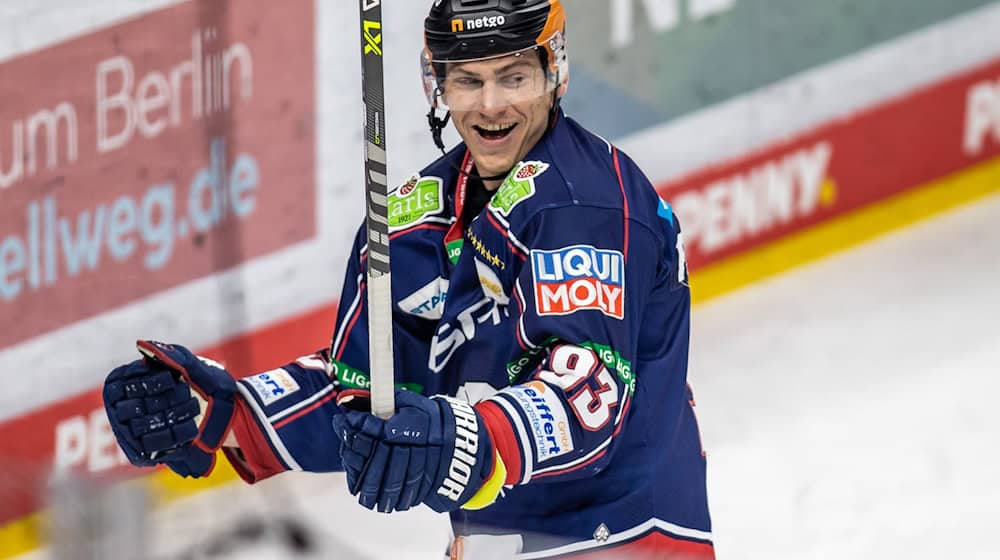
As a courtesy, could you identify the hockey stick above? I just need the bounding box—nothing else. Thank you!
[359,0,395,419]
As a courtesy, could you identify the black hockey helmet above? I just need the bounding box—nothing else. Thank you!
[421,0,569,112]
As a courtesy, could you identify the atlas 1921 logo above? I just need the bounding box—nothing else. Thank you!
[531,245,625,319]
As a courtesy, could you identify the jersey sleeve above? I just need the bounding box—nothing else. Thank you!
[223,227,371,483]
[224,221,441,483]
[224,347,344,483]
[472,201,673,487]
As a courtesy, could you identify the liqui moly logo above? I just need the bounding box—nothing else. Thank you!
[531,245,625,319]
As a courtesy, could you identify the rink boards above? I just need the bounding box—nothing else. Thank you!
[3,2,1000,556]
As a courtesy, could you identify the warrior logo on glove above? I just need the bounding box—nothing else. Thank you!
[333,389,505,514]
[435,398,480,501]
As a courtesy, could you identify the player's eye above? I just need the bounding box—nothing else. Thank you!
[451,76,483,89]
[500,74,527,88]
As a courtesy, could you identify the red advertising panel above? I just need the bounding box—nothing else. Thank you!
[0,0,316,348]
[0,302,336,526]
[658,57,1000,270]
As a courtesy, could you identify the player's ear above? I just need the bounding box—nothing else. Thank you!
[554,64,569,99]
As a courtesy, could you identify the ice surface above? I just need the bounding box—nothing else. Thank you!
[694,193,1000,559]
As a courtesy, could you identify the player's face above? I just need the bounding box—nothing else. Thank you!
[443,53,553,186]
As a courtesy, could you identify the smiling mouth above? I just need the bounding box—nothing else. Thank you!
[474,123,518,141]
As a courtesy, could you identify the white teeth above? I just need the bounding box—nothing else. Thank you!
[479,123,515,132]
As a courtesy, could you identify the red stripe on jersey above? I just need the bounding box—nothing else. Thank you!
[512,282,535,351]
[512,281,526,315]
[484,212,528,261]
[507,240,528,262]
[506,240,528,261]
[390,222,450,240]
[225,398,287,483]
[272,391,339,430]
[530,447,608,480]
[335,282,366,361]
[568,530,715,559]
[612,147,630,262]
[514,319,530,352]
[485,211,507,235]
[515,328,530,351]
[510,283,531,350]
[475,400,523,485]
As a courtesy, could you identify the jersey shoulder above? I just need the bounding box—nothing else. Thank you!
[489,115,670,240]
[387,144,466,233]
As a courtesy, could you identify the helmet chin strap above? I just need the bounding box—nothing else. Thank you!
[426,79,563,184]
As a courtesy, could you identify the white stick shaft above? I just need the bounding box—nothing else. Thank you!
[367,273,395,418]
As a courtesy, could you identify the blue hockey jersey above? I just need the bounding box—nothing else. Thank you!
[222,111,714,559]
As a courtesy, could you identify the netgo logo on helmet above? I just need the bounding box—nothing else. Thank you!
[451,15,507,33]
[531,245,625,319]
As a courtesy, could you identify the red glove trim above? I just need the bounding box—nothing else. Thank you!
[224,397,286,483]
[475,400,523,486]
[336,388,371,407]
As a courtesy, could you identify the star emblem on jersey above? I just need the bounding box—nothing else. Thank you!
[593,523,611,543]
[466,227,505,270]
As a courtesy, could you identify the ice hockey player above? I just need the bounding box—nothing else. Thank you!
[102,0,714,557]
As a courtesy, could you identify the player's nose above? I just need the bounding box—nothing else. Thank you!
[478,80,508,112]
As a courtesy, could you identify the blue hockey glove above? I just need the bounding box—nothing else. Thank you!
[103,340,237,478]
[333,389,505,513]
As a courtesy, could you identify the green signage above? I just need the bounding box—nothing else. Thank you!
[389,176,444,230]
[489,161,549,216]
[331,359,423,393]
